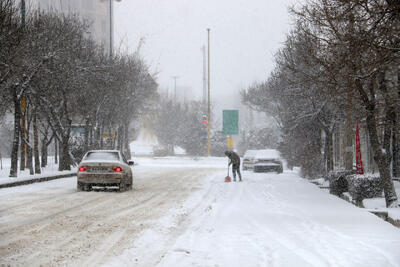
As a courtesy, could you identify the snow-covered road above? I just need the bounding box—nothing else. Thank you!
[1,157,400,267]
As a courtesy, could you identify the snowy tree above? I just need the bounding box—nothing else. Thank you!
[244,0,399,206]
[292,0,399,207]
[2,7,158,175]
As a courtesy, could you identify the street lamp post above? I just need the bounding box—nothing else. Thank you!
[207,28,211,157]
[171,76,179,102]
[109,0,122,57]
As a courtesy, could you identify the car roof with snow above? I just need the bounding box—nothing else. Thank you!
[255,149,281,159]
[244,150,258,157]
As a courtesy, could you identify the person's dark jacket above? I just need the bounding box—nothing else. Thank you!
[225,151,240,166]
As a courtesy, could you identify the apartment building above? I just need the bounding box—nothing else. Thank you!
[27,0,114,54]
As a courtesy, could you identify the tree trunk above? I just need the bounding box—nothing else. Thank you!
[19,114,25,171]
[393,130,399,178]
[110,125,115,149]
[59,134,71,171]
[27,145,33,175]
[325,130,333,173]
[41,135,48,167]
[392,69,400,177]
[365,107,398,207]
[100,123,104,149]
[84,119,90,153]
[9,92,20,177]
[124,122,131,159]
[363,71,399,207]
[25,109,33,175]
[33,111,41,174]
[117,125,123,151]
[344,111,353,170]
[54,138,58,164]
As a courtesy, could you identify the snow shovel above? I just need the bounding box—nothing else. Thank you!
[225,164,231,183]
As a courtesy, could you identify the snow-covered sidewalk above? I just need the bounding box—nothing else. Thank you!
[158,171,400,267]
[108,166,400,267]
[311,176,400,226]
[0,158,76,187]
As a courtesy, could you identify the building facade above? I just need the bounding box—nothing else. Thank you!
[27,0,113,54]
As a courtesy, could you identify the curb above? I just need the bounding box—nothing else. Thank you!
[0,172,76,189]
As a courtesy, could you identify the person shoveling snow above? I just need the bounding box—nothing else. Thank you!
[224,150,242,182]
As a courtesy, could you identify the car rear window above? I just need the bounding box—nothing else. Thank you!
[84,151,120,161]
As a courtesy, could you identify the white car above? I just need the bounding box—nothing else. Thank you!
[253,149,283,173]
[77,150,134,191]
[242,150,258,170]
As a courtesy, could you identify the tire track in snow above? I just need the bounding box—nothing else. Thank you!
[133,171,223,267]
[1,167,221,267]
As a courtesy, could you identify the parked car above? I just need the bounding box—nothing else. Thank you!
[242,149,258,170]
[253,149,283,173]
[77,150,134,192]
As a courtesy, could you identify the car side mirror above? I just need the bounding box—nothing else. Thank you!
[128,160,134,166]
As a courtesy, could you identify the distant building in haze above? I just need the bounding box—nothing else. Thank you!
[27,0,118,55]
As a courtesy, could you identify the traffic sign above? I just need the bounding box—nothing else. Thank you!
[223,110,239,135]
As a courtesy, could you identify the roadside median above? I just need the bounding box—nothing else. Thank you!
[0,171,76,189]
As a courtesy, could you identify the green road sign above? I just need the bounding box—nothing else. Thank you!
[223,110,239,135]
[71,127,85,134]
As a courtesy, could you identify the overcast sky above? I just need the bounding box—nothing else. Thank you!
[115,0,298,107]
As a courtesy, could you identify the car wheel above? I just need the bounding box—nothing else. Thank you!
[83,184,91,191]
[119,183,126,192]
[77,182,84,191]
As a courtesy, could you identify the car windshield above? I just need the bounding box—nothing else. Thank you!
[84,151,120,161]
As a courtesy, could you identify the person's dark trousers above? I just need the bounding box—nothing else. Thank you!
[232,164,242,181]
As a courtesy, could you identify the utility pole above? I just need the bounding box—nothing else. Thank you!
[207,28,211,157]
[109,0,113,57]
[21,0,25,25]
[108,0,123,56]
[202,45,207,106]
[171,76,179,102]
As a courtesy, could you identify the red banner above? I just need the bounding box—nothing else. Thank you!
[355,123,364,174]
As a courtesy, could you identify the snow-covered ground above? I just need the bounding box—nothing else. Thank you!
[363,181,400,221]
[1,157,400,266]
